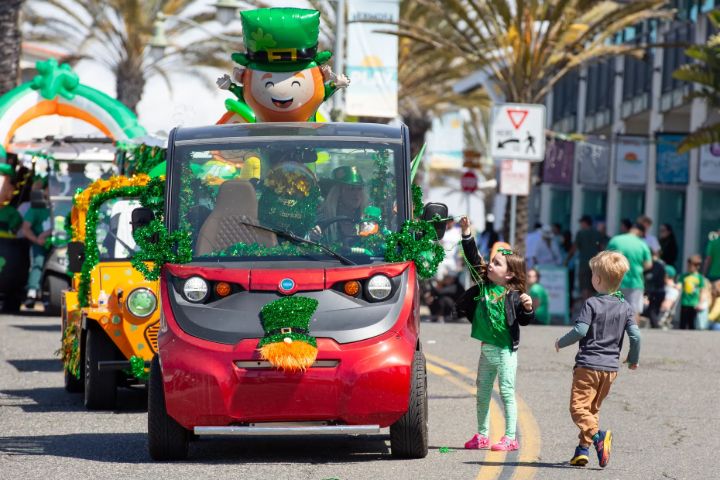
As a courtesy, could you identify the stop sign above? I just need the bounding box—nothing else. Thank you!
[461,170,478,193]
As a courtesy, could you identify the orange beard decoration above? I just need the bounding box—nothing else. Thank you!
[243,67,325,122]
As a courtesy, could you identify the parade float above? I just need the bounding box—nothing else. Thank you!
[140,8,448,461]
[0,59,148,313]
[60,174,165,409]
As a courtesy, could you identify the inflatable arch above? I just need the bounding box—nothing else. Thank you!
[0,59,146,159]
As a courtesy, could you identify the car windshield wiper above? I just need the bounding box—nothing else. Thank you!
[234,220,356,266]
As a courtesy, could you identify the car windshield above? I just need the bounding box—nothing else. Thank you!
[171,137,406,262]
[96,197,140,260]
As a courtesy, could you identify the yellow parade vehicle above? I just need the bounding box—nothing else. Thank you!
[60,174,162,410]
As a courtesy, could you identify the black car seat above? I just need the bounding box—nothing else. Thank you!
[195,179,276,256]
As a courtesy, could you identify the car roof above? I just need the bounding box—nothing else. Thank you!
[171,122,404,145]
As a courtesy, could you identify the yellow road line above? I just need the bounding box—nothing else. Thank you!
[426,353,541,480]
[426,359,507,480]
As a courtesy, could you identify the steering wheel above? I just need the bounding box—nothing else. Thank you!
[315,216,360,248]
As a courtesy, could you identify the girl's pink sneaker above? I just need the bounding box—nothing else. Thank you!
[491,436,519,451]
[464,433,490,449]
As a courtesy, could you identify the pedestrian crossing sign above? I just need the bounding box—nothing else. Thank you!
[490,103,546,162]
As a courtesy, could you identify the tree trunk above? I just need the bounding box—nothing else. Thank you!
[115,58,146,114]
[404,114,432,160]
[0,0,23,97]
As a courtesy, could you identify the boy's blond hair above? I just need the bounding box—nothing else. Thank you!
[589,251,630,292]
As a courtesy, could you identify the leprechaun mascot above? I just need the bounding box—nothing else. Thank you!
[216,7,349,123]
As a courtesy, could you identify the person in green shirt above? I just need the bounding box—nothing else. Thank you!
[528,268,551,325]
[703,236,720,282]
[0,163,21,238]
[679,254,706,330]
[607,224,652,319]
[21,180,52,308]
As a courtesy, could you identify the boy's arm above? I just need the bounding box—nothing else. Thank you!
[556,301,592,350]
[556,322,590,349]
[625,324,641,367]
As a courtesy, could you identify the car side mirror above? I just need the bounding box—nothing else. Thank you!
[131,207,155,235]
[66,241,85,274]
[422,202,449,241]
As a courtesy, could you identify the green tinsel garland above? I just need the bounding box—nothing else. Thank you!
[55,323,81,379]
[126,355,149,381]
[383,184,445,279]
[208,241,328,258]
[117,142,166,176]
[259,296,319,348]
[78,183,165,307]
[131,219,192,280]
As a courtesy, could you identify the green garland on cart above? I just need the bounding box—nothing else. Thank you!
[56,324,81,379]
[126,355,149,381]
[117,142,166,176]
[383,184,445,279]
[131,219,192,280]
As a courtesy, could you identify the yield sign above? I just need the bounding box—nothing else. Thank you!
[507,109,528,130]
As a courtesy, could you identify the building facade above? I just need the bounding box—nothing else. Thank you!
[538,0,720,271]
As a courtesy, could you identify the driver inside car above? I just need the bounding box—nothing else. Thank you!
[312,166,368,243]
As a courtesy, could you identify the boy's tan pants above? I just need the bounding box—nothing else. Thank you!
[570,367,618,446]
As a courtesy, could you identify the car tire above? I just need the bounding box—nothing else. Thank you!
[390,350,429,459]
[148,355,189,461]
[44,275,67,316]
[84,325,117,410]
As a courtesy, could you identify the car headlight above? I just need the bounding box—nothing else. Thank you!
[183,276,209,303]
[126,288,157,318]
[366,274,392,301]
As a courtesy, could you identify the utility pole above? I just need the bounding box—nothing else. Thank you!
[333,0,346,119]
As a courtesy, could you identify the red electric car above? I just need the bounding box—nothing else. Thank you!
[146,123,446,460]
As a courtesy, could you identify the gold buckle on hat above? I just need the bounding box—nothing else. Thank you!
[280,327,292,334]
[267,48,297,62]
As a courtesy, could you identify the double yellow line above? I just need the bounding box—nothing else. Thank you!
[425,353,541,480]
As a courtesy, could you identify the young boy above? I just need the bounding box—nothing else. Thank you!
[554,250,641,468]
[679,254,706,330]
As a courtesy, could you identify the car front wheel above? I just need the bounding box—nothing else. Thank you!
[390,350,429,459]
[148,355,189,461]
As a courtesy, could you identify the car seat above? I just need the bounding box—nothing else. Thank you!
[195,179,276,256]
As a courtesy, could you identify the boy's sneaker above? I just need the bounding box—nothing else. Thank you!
[569,445,590,466]
[464,433,490,449]
[490,436,519,451]
[593,430,612,468]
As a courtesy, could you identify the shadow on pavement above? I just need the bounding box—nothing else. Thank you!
[6,358,63,372]
[0,386,147,413]
[10,323,61,332]
[464,460,603,471]
[0,433,391,464]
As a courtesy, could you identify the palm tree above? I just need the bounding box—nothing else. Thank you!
[308,0,490,157]
[0,0,24,97]
[673,10,720,153]
[385,0,672,254]
[22,0,267,113]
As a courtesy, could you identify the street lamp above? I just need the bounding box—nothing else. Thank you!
[213,0,241,26]
[147,10,244,61]
[149,13,169,61]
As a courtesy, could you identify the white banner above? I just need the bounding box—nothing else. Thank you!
[345,0,399,118]
[614,136,648,185]
[699,143,720,184]
[535,265,570,324]
[499,159,530,196]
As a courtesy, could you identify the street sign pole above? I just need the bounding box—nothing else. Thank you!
[509,194,517,247]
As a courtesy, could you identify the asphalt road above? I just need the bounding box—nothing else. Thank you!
[1,312,718,480]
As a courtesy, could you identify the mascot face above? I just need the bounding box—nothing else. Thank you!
[244,67,325,122]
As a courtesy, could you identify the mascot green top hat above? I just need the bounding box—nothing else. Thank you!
[232,8,332,73]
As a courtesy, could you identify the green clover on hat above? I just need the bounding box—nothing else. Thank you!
[231,8,332,73]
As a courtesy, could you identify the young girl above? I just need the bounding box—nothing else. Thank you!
[457,217,535,451]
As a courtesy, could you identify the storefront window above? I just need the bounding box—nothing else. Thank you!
[550,188,572,231]
[699,188,720,262]
[582,190,607,224]
[656,188,686,263]
[618,190,645,232]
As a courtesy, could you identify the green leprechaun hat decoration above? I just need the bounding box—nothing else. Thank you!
[258,295,319,372]
[231,8,332,73]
